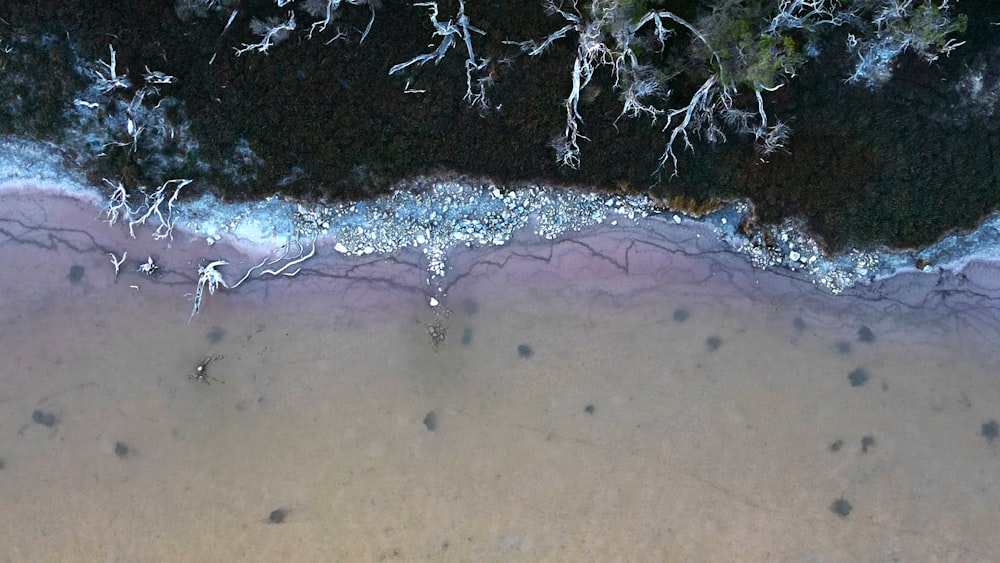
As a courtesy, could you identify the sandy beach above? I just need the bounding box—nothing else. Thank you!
[1,183,999,561]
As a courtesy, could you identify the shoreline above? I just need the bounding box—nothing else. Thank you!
[3,133,1000,298]
[2,177,999,359]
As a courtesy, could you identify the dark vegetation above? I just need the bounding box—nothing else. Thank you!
[2,1,999,251]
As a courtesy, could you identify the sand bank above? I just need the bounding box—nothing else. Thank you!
[1,183,999,561]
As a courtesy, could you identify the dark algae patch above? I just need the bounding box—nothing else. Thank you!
[31,410,57,427]
[857,326,876,343]
[848,368,869,388]
[67,265,85,283]
[267,508,287,524]
[982,420,999,441]
[705,336,722,351]
[861,435,875,453]
[423,410,437,432]
[584,404,595,415]
[673,309,690,323]
[830,497,852,518]
[207,326,225,345]
[517,344,533,358]
[114,441,130,458]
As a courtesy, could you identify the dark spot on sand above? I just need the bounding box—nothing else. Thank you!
[829,439,843,452]
[423,410,437,431]
[861,435,875,453]
[982,420,999,441]
[835,341,852,354]
[792,317,806,331]
[858,326,876,343]
[460,326,473,346]
[207,326,225,344]
[830,497,852,517]
[517,344,533,358]
[673,309,689,322]
[268,508,287,524]
[462,299,479,315]
[0,458,5,470]
[584,404,595,414]
[67,265,85,283]
[32,410,56,427]
[706,335,722,351]
[848,368,869,387]
[114,441,130,458]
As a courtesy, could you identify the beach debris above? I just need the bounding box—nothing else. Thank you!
[427,320,447,349]
[190,260,230,321]
[230,238,316,289]
[109,251,127,281]
[138,255,159,276]
[189,355,224,384]
[101,178,191,240]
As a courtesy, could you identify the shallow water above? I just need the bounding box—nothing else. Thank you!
[2,186,1000,561]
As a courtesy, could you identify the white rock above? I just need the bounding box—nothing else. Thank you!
[429,297,439,307]
[334,242,348,253]
[789,250,801,262]
[673,215,681,224]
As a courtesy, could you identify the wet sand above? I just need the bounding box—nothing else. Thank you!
[2,183,1000,561]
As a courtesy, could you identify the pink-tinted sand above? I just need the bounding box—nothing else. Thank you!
[2,182,1000,560]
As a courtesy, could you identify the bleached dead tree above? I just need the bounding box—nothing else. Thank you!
[188,238,316,321]
[508,0,736,172]
[509,0,966,174]
[90,45,131,94]
[846,0,967,87]
[190,260,230,321]
[76,44,182,159]
[228,0,376,56]
[236,11,297,55]
[389,0,497,112]
[102,178,191,239]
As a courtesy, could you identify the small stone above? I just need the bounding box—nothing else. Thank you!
[334,242,347,253]
[429,297,439,307]
[673,215,681,224]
